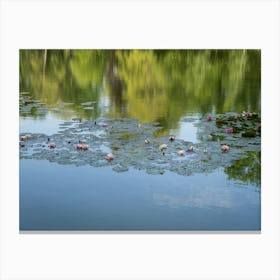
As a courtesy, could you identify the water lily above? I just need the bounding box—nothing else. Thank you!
[221,145,230,153]
[242,111,251,118]
[207,115,212,121]
[144,139,150,144]
[159,144,168,151]
[188,146,196,152]
[21,135,28,141]
[76,143,89,150]
[105,153,114,161]
[82,144,89,150]
[76,143,83,150]
[234,114,241,120]
[48,142,56,149]
[226,127,233,134]
[169,135,175,142]
[178,150,186,156]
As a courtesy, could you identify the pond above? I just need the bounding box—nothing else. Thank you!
[19,49,261,231]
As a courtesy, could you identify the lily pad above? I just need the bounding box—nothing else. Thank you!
[19,114,261,177]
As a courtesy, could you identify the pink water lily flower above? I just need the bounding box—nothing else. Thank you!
[242,111,251,118]
[226,127,233,134]
[48,142,56,149]
[105,153,114,161]
[76,143,83,150]
[82,144,89,150]
[221,145,230,153]
[207,115,212,121]
[76,143,89,150]
[234,114,241,120]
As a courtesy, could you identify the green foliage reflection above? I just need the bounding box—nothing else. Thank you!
[224,151,261,187]
[20,49,261,125]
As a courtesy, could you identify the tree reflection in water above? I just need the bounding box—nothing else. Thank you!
[225,151,261,187]
[20,49,261,130]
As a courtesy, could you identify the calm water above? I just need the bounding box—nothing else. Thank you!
[19,50,261,230]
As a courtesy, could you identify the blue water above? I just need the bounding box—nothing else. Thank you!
[20,159,260,231]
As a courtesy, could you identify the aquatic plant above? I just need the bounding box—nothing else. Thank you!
[226,128,233,134]
[48,143,56,149]
[221,145,230,153]
[169,135,175,142]
[105,153,114,161]
[20,113,260,177]
[178,150,186,156]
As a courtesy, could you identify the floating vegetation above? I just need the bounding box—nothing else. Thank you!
[81,101,96,106]
[83,107,94,110]
[20,113,261,177]
[242,129,257,137]
[20,93,48,117]
[195,112,261,145]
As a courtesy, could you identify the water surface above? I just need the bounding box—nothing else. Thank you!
[19,50,261,230]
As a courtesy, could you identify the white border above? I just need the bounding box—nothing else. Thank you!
[1,1,279,279]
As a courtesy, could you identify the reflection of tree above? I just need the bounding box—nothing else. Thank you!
[20,49,261,128]
[20,49,109,120]
[115,50,261,136]
[70,50,107,89]
[103,51,127,116]
[224,151,261,186]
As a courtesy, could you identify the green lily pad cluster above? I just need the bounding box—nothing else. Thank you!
[214,112,260,137]
[20,114,261,176]
[20,92,48,117]
[195,112,261,144]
